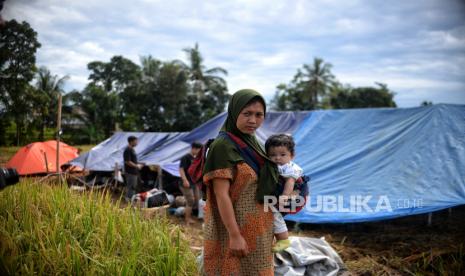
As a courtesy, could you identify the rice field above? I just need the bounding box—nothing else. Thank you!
[1,146,464,275]
[0,179,197,275]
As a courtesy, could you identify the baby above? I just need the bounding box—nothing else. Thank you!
[265,134,303,252]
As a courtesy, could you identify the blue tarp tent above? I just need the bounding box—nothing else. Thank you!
[70,132,187,171]
[141,111,310,175]
[69,112,310,176]
[69,104,465,223]
[285,104,465,223]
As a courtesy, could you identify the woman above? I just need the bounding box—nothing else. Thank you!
[202,89,279,275]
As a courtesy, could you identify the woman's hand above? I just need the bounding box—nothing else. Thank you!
[182,179,190,188]
[213,178,249,257]
[229,233,249,258]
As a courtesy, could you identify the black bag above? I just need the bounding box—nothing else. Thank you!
[0,168,20,189]
[147,191,169,208]
[132,188,170,208]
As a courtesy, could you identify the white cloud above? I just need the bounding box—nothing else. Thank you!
[3,0,465,107]
[66,75,89,91]
[420,29,465,50]
[47,5,91,24]
[79,42,106,55]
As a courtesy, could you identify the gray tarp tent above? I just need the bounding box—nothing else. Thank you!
[69,111,310,176]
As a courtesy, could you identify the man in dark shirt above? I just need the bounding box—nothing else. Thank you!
[124,136,143,201]
[179,142,202,224]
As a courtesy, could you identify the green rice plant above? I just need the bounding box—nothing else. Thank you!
[0,179,197,275]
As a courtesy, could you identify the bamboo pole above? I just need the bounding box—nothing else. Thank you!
[56,93,62,184]
[114,162,119,189]
[43,152,49,173]
[157,165,163,191]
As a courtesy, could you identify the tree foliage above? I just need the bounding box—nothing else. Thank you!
[329,83,397,109]
[271,58,397,111]
[181,43,229,124]
[0,20,41,145]
[1,19,404,147]
[61,44,229,144]
[271,57,335,110]
[32,67,69,140]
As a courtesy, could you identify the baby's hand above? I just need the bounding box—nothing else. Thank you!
[278,195,290,207]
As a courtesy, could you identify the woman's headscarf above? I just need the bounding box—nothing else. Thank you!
[203,89,279,202]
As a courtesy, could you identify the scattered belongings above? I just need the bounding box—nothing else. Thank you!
[174,207,185,217]
[274,236,347,276]
[140,205,170,220]
[130,188,171,219]
[130,188,170,208]
[67,171,122,191]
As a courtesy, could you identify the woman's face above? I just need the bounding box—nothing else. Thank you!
[236,101,265,134]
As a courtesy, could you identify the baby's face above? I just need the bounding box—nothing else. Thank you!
[268,146,293,166]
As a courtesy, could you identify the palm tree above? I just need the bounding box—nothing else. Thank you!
[180,43,230,121]
[182,43,227,96]
[34,67,68,140]
[302,57,335,109]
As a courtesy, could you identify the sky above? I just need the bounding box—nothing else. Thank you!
[4,0,465,107]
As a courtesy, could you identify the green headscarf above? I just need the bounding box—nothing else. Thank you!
[203,89,279,203]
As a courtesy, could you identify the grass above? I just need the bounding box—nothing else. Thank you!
[0,146,20,167]
[0,179,197,275]
[75,144,96,154]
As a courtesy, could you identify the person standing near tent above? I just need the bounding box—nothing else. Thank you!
[179,142,203,224]
[124,136,143,201]
[202,89,278,275]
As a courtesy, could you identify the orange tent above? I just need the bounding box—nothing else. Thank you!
[6,140,79,175]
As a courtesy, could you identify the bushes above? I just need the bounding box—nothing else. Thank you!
[0,179,197,275]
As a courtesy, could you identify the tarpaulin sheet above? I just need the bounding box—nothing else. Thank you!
[69,112,310,176]
[285,104,465,223]
[143,111,310,176]
[69,132,187,171]
[274,236,346,276]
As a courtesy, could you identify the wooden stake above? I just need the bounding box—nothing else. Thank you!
[56,93,62,184]
[157,165,163,191]
[114,162,119,189]
[43,152,49,173]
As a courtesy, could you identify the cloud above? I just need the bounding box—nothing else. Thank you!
[3,0,465,107]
